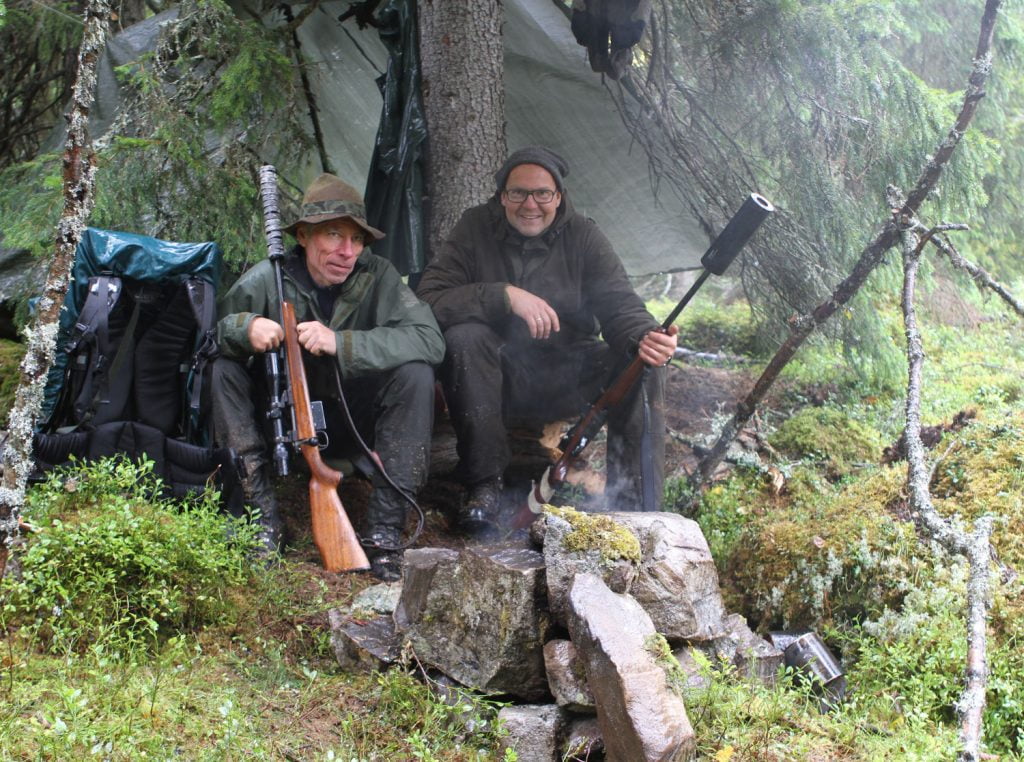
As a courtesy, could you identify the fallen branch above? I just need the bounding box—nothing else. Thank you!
[689,0,1003,498]
[0,0,111,577]
[899,219,993,762]
[672,346,753,366]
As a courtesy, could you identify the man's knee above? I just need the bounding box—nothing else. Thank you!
[211,356,252,392]
[387,361,435,401]
[444,323,499,358]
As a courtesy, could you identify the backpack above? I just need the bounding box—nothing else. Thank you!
[32,228,241,508]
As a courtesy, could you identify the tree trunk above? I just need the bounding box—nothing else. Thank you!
[0,0,111,575]
[418,0,506,260]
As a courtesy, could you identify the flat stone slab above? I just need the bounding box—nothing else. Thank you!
[350,582,403,616]
[328,610,401,672]
[567,573,696,762]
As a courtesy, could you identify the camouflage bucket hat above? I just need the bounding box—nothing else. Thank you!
[283,173,386,241]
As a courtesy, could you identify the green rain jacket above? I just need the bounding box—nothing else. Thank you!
[217,246,444,379]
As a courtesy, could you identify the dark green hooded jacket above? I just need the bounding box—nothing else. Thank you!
[415,192,657,353]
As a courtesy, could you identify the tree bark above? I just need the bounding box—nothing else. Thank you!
[899,222,993,762]
[689,0,1003,495]
[0,0,111,575]
[417,0,506,260]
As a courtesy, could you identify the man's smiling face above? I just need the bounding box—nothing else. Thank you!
[501,163,561,238]
[297,219,365,287]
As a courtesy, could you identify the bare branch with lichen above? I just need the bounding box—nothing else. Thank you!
[0,0,111,577]
[925,232,1024,318]
[898,216,993,762]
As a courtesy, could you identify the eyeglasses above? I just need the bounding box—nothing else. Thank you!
[504,188,558,204]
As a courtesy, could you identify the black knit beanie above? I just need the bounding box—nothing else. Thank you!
[494,146,570,192]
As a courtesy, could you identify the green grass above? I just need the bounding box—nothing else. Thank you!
[0,458,509,761]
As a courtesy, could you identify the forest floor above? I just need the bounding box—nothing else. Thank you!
[6,275,1023,760]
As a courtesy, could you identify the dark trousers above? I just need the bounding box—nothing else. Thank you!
[211,356,435,531]
[440,322,665,511]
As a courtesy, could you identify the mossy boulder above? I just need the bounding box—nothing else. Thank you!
[926,412,1024,569]
[719,466,927,630]
[711,410,1024,634]
[543,505,641,563]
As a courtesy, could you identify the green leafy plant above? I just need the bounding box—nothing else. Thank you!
[3,457,261,653]
[838,573,1024,757]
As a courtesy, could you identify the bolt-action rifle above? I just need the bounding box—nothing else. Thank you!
[510,193,775,529]
[258,165,370,572]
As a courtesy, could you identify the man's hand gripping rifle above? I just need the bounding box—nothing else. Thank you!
[511,192,775,529]
[258,165,370,573]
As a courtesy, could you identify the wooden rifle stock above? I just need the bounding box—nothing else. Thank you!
[281,302,370,572]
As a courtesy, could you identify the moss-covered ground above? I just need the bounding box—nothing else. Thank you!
[666,279,1024,760]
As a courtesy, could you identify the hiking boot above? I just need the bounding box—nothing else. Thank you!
[456,476,503,539]
[239,455,283,558]
[364,526,403,583]
[255,511,284,558]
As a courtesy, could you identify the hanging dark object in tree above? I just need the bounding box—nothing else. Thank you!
[362,0,428,279]
[338,0,384,28]
[570,0,651,80]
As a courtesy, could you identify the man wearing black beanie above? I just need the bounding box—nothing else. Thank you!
[417,146,678,536]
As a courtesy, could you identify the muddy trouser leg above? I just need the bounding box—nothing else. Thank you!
[439,323,509,485]
[605,364,666,511]
[210,357,283,546]
[334,361,435,535]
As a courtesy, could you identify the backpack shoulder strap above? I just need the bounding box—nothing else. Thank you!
[52,275,125,431]
[183,277,219,437]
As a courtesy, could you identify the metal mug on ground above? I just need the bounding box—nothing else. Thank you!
[781,631,847,709]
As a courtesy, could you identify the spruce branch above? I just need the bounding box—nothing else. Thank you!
[688,0,1004,497]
